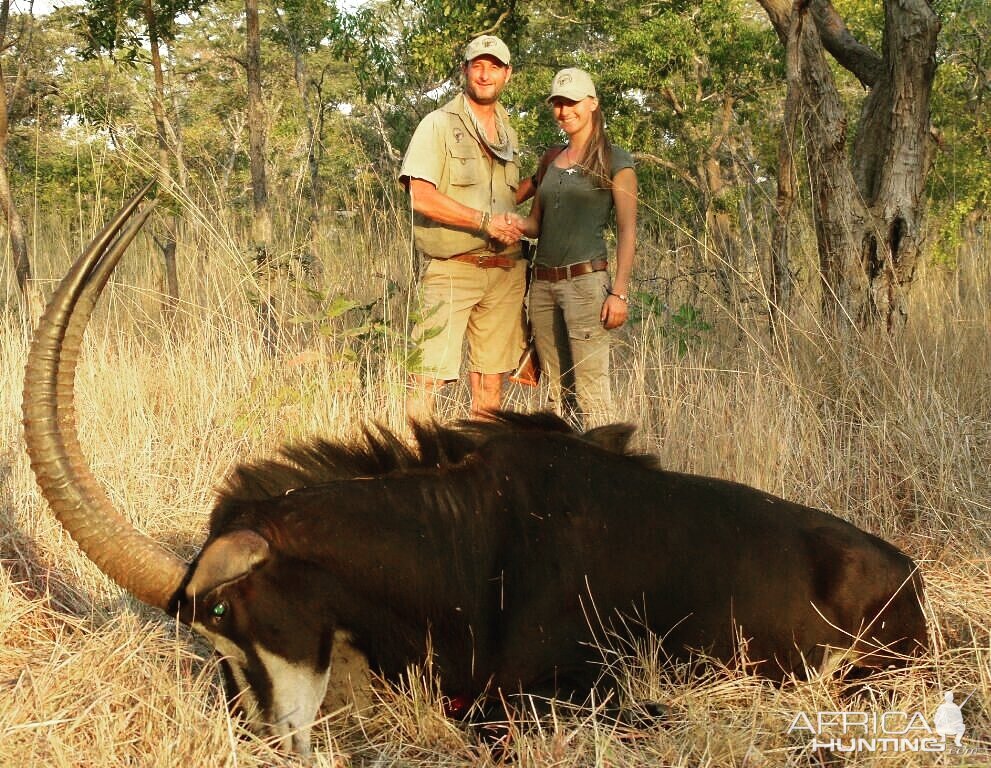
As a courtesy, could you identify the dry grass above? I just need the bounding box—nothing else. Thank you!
[1,199,989,766]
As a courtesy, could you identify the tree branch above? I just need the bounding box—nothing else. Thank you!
[475,11,509,37]
[755,0,882,87]
[706,95,735,157]
[633,153,700,190]
[810,0,883,87]
[661,85,684,115]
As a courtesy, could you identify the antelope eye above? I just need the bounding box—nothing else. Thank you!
[210,601,229,623]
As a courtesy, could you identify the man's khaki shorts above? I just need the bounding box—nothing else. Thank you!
[411,257,527,381]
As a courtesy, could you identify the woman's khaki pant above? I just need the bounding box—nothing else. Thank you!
[528,270,612,427]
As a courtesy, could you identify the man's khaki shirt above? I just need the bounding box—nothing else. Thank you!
[400,94,521,258]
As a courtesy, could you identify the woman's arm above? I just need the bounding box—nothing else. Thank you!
[509,146,563,238]
[516,175,536,205]
[511,191,542,239]
[601,166,638,330]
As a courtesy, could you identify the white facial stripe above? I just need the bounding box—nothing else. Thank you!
[192,626,263,728]
[192,620,333,754]
[255,643,331,754]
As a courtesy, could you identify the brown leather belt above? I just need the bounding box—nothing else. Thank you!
[447,250,522,269]
[534,259,609,282]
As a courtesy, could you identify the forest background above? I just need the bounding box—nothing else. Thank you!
[0,0,987,328]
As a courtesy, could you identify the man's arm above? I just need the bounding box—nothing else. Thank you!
[408,178,487,230]
[407,178,522,245]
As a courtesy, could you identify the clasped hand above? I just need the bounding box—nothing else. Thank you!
[485,212,525,245]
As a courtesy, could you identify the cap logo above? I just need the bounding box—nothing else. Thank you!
[557,74,572,86]
[483,39,494,48]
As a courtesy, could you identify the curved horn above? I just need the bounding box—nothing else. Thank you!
[23,181,190,612]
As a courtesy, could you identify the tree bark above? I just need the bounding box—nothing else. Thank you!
[796,10,872,327]
[0,0,31,310]
[143,0,179,326]
[702,95,746,310]
[850,0,939,331]
[769,7,803,338]
[165,47,190,194]
[245,0,277,350]
[293,51,323,276]
[757,0,939,332]
[245,0,271,257]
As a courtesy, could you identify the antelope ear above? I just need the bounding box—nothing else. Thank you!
[186,530,271,598]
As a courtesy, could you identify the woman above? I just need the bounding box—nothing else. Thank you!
[514,67,637,426]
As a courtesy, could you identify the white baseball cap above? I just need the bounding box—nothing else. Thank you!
[547,68,597,102]
[464,35,511,66]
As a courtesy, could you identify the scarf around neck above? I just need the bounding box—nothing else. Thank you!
[461,94,514,162]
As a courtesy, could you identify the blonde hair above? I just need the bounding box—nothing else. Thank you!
[577,105,613,189]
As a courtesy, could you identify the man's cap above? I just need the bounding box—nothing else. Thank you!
[464,35,511,65]
[547,68,597,102]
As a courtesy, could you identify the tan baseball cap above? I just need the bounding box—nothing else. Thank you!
[464,35,511,65]
[547,68,597,102]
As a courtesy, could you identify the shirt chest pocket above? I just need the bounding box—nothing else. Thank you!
[448,143,483,187]
[504,159,520,190]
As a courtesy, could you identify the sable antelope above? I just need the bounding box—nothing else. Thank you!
[22,183,927,755]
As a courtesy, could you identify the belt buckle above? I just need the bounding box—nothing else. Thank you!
[477,252,487,265]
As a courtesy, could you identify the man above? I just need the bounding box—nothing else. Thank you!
[399,34,526,421]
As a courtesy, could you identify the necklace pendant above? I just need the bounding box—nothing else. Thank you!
[565,167,577,175]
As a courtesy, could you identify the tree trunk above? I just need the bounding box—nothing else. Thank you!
[0,159,30,300]
[221,113,246,200]
[757,0,939,332]
[143,0,179,326]
[245,0,271,256]
[245,0,277,350]
[769,8,803,339]
[694,94,746,311]
[702,154,743,310]
[850,0,939,331]
[794,11,872,327]
[0,0,31,311]
[293,51,323,278]
[165,47,189,194]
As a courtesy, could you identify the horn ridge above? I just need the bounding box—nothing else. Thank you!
[23,180,189,611]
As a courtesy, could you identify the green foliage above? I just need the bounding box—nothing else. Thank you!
[328,0,526,106]
[631,291,712,357]
[4,0,988,289]
[502,0,783,238]
[269,0,335,54]
[3,9,139,213]
[832,0,884,51]
[290,281,411,371]
[927,0,991,264]
[74,0,208,59]
[403,298,446,375]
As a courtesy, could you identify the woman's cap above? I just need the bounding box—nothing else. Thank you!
[547,68,597,102]
[464,35,511,65]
